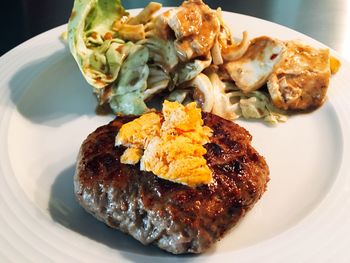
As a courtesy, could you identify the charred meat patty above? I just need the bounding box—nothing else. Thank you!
[74,112,269,254]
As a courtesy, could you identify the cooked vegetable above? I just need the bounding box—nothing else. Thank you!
[224,36,285,93]
[141,37,178,73]
[208,71,287,124]
[68,0,340,123]
[127,2,162,25]
[117,24,145,41]
[239,92,287,123]
[208,71,241,121]
[267,41,332,111]
[68,0,128,89]
[144,65,170,100]
[177,55,212,84]
[187,73,214,112]
[110,45,149,114]
[166,89,191,103]
[221,31,250,62]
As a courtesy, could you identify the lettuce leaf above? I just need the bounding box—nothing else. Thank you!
[113,45,149,95]
[239,91,288,124]
[177,55,212,84]
[109,92,148,115]
[141,37,178,73]
[109,45,150,114]
[68,0,152,115]
[68,0,127,90]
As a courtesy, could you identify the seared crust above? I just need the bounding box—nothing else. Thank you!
[74,112,269,254]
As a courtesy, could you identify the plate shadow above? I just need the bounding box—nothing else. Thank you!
[8,44,106,127]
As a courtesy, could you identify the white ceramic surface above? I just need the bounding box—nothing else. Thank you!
[0,10,350,263]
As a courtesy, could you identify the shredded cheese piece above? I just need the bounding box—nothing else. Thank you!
[116,100,213,187]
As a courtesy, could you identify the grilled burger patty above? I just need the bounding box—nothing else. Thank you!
[74,112,269,254]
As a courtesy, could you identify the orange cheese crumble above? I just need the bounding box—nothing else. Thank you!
[115,100,213,187]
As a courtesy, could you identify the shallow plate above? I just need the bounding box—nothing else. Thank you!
[1,9,350,263]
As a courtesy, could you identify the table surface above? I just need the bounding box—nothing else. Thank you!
[1,0,350,60]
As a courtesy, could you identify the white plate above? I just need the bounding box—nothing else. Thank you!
[1,10,350,263]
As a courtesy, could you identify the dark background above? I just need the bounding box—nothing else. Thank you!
[1,0,349,57]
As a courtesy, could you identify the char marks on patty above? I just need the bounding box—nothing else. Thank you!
[74,112,269,254]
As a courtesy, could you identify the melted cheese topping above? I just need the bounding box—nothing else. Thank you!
[120,147,144,165]
[115,112,161,148]
[116,100,213,187]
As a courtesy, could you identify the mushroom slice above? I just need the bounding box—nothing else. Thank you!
[187,73,214,112]
[224,36,285,93]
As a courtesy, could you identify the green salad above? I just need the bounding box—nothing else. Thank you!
[68,0,288,123]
